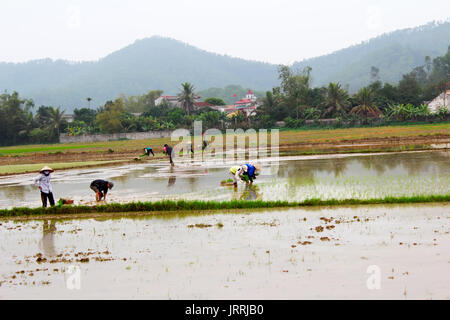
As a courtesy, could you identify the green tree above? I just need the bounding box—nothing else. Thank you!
[177,82,196,115]
[397,73,422,106]
[96,98,126,133]
[74,108,97,126]
[204,97,226,106]
[0,91,34,146]
[322,83,350,117]
[278,65,312,119]
[350,87,381,123]
[47,107,66,141]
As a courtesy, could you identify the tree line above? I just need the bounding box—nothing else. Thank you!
[255,45,450,128]
[1,46,449,146]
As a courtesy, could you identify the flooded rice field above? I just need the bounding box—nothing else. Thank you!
[0,150,448,209]
[0,204,448,299]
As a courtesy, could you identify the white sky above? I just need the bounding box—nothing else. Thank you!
[0,0,449,64]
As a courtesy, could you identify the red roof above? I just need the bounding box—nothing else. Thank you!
[161,95,178,100]
[194,102,214,107]
[235,99,252,105]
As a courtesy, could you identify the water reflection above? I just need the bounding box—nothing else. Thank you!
[168,167,177,188]
[0,151,448,208]
[40,220,57,257]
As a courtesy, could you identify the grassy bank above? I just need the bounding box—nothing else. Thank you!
[1,195,449,218]
[1,123,449,156]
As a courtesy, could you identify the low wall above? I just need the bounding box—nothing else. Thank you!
[60,131,174,143]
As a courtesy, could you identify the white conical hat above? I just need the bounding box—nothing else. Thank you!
[39,166,54,173]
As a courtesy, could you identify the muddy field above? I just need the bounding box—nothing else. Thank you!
[0,204,448,299]
[0,147,448,300]
[0,150,448,209]
[1,128,449,169]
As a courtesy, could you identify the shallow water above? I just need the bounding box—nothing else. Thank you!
[0,204,448,299]
[0,151,448,209]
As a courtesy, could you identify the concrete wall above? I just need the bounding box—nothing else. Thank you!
[428,92,449,113]
[60,130,174,143]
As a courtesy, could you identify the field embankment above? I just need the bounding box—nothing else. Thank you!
[1,196,449,219]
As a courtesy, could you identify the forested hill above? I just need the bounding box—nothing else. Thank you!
[292,21,450,92]
[1,21,449,112]
[0,37,278,112]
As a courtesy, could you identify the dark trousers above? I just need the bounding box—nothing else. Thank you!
[146,149,154,156]
[41,192,55,208]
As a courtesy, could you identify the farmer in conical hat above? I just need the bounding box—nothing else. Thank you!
[34,166,55,208]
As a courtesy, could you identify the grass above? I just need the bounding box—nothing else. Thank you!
[0,195,448,218]
[0,161,122,175]
[0,123,449,156]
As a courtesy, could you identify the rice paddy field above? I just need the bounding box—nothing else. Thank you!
[0,204,448,299]
[0,150,448,209]
[0,123,449,158]
[0,148,448,299]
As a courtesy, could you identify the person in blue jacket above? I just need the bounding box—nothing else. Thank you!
[243,163,258,183]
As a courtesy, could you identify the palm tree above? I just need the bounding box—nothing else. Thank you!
[177,83,196,115]
[86,97,92,108]
[323,83,349,117]
[350,87,381,123]
[48,107,65,141]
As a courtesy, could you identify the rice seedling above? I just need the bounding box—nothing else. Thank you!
[0,195,448,218]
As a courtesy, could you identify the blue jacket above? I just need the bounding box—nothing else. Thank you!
[245,164,256,178]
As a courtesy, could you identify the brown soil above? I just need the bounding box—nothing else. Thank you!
[2,135,448,169]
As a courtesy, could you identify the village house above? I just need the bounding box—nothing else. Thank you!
[427,89,450,113]
[153,90,261,117]
[232,90,260,116]
[154,95,181,108]
[62,114,75,123]
[155,95,204,109]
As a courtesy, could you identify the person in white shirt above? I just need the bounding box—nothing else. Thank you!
[34,166,55,208]
[229,165,248,187]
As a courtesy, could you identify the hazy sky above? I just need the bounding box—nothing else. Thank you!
[0,0,449,64]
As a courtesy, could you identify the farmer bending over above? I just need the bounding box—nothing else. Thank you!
[163,144,174,166]
[243,163,258,183]
[34,166,55,208]
[229,165,248,187]
[90,179,114,202]
[144,147,155,157]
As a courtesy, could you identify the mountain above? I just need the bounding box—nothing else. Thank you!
[1,20,449,112]
[0,37,278,112]
[292,21,450,92]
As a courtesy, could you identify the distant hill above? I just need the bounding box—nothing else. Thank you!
[292,21,450,92]
[1,21,449,112]
[0,37,278,112]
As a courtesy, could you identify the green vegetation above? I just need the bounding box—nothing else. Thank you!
[1,196,448,218]
[0,122,448,158]
[199,85,265,105]
[1,42,449,145]
[255,45,450,128]
[1,22,450,111]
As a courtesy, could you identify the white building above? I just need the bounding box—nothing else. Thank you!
[427,90,450,113]
[154,95,181,108]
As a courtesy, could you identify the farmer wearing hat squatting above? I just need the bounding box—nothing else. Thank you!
[34,166,55,208]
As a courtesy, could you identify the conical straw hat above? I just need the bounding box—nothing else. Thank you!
[39,166,54,173]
